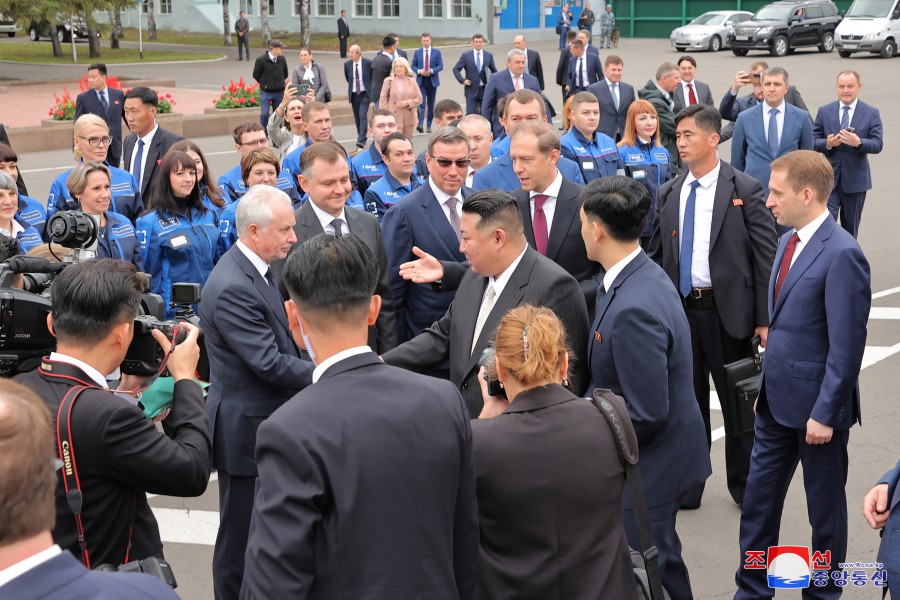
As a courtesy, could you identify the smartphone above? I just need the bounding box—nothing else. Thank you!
[749,72,762,85]
[843,127,855,133]
[289,83,310,95]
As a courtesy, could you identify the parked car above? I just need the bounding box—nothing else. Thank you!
[728,0,843,57]
[28,18,90,43]
[0,15,21,37]
[670,11,754,52]
[835,0,900,57]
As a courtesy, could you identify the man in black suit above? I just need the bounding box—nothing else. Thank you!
[649,105,777,507]
[241,234,478,600]
[509,121,599,311]
[370,36,396,109]
[200,186,314,600]
[587,54,635,141]
[555,30,578,105]
[337,9,350,58]
[514,34,544,91]
[344,44,373,149]
[274,140,396,353]
[0,123,28,195]
[14,259,211,570]
[566,39,602,95]
[75,63,126,167]
[672,55,714,115]
[0,379,180,599]
[383,190,590,417]
[122,87,182,205]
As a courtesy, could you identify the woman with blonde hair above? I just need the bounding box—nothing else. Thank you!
[47,113,142,224]
[472,305,636,600]
[379,57,423,138]
[616,99,671,250]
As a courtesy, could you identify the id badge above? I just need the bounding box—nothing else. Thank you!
[582,161,595,171]
[632,170,646,181]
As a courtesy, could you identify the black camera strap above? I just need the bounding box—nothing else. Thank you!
[40,359,138,570]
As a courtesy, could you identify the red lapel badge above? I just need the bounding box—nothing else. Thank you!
[157,159,162,165]
[114,100,120,105]
[594,331,602,343]
[733,198,744,207]
[671,230,677,237]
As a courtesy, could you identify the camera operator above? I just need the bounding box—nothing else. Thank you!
[13,258,212,570]
[0,379,179,598]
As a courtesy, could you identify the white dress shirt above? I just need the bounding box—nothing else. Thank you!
[312,345,371,383]
[48,352,109,388]
[838,97,858,128]
[763,100,786,145]
[679,161,721,289]
[575,56,588,88]
[602,245,642,292]
[790,209,830,268]
[309,200,349,236]
[510,72,523,90]
[484,245,528,304]
[466,158,491,188]
[236,239,270,278]
[680,80,696,106]
[284,133,306,156]
[529,170,562,237]
[474,50,485,82]
[129,123,159,186]
[0,545,62,589]
[428,178,463,225]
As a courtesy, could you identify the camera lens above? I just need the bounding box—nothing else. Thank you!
[46,211,99,250]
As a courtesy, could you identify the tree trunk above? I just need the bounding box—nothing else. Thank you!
[260,0,270,45]
[87,21,101,57]
[222,0,232,45]
[300,0,310,46]
[49,18,63,58]
[147,1,158,40]
[109,8,123,47]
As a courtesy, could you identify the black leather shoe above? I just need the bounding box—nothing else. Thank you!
[416,125,424,133]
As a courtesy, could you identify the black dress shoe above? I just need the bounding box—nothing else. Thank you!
[416,125,424,133]
[356,141,365,149]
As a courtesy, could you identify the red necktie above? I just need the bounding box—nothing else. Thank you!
[425,49,429,70]
[688,83,697,105]
[532,194,549,255]
[774,233,800,302]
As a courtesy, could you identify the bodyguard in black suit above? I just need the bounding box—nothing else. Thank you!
[586,55,635,141]
[383,190,589,417]
[650,105,777,507]
[370,36,396,109]
[274,141,396,353]
[200,186,314,600]
[514,34,545,90]
[508,121,599,310]
[344,45,373,149]
[242,234,478,600]
[337,10,350,58]
[555,30,578,105]
[14,259,211,569]
[122,87,183,205]
[75,63,126,167]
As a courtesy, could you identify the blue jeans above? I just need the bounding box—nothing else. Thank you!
[559,26,569,49]
[259,89,283,128]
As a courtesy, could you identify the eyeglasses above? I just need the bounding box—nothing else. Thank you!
[240,138,269,148]
[77,135,114,148]
[430,156,471,168]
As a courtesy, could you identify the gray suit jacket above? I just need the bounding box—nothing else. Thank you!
[382,246,590,417]
[673,79,714,115]
[273,202,397,354]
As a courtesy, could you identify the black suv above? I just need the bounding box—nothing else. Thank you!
[728,0,843,57]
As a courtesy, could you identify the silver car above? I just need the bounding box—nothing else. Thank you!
[670,10,754,52]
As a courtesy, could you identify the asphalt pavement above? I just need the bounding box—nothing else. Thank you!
[9,36,900,599]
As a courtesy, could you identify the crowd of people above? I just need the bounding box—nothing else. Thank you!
[0,21,894,600]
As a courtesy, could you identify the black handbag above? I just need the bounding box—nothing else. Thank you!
[590,389,670,600]
[722,336,763,436]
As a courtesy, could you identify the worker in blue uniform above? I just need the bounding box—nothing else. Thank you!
[560,92,619,183]
[363,133,423,221]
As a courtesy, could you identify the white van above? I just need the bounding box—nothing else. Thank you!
[835,0,900,57]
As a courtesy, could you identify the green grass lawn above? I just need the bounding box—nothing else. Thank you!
[118,28,470,52]
[0,42,222,64]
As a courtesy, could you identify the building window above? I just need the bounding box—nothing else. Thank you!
[450,0,470,18]
[355,0,373,17]
[382,0,399,18]
[159,0,172,14]
[422,0,442,18]
[251,0,275,15]
[315,0,335,16]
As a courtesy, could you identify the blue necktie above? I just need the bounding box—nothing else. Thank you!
[98,90,108,116]
[678,180,701,297]
[475,51,482,73]
[840,105,850,130]
[132,139,145,193]
[767,108,780,156]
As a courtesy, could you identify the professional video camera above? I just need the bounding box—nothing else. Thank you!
[95,556,178,588]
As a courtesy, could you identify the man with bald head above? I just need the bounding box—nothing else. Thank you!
[513,34,544,91]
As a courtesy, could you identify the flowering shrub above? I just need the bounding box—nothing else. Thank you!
[214,77,260,109]
[48,88,76,121]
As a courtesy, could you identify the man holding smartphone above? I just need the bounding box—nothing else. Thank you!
[813,69,884,238]
[718,61,809,142]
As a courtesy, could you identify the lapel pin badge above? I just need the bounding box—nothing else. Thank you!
[671,230,677,237]
[733,198,744,207]
[594,331,602,343]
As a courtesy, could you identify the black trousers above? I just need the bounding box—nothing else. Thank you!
[213,471,256,600]
[682,298,755,506]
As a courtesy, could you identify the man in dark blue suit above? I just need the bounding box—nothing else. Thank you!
[735,151,870,600]
[732,67,814,207]
[813,69,883,238]
[587,54,635,141]
[719,61,810,143]
[863,459,900,592]
[412,33,443,133]
[200,186,315,600]
[581,176,711,600]
[75,63,125,167]
[566,39,602,95]
[473,89,585,192]
[382,127,472,345]
[344,45,373,150]
[453,34,497,116]
[241,234,478,600]
[481,49,541,139]
[0,379,180,599]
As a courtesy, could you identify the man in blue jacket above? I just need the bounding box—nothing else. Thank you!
[412,33,443,134]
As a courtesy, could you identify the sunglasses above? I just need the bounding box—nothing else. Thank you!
[430,156,471,168]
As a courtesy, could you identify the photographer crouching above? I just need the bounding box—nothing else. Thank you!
[13,258,211,581]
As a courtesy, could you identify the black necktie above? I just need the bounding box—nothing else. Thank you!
[264,267,285,306]
[98,90,109,115]
[331,219,344,239]
[594,283,607,316]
